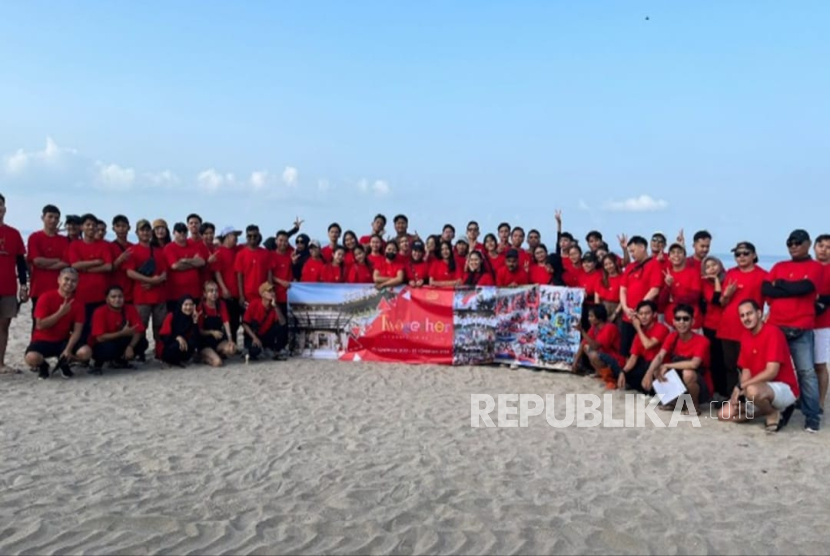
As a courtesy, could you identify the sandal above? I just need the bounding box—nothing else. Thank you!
[765,410,781,434]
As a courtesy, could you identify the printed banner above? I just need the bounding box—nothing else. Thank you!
[288,284,583,368]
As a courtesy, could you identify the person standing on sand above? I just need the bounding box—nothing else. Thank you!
[27,204,68,328]
[0,194,28,373]
[619,236,662,357]
[814,234,830,411]
[124,219,168,360]
[66,213,114,345]
[163,222,206,309]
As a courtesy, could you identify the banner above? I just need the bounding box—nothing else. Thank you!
[287,284,583,368]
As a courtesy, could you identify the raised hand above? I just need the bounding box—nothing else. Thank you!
[294,216,304,229]
[617,234,628,250]
[677,228,685,245]
[663,269,674,287]
[554,210,562,225]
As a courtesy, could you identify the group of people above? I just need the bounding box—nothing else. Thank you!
[0,196,827,432]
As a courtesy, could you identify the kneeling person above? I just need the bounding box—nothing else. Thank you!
[198,281,237,367]
[242,282,286,361]
[88,286,148,375]
[617,301,670,392]
[159,296,200,367]
[25,268,92,379]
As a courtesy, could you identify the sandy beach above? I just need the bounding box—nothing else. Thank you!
[2,309,829,556]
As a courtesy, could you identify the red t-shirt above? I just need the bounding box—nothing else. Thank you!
[529,264,552,285]
[767,259,823,330]
[347,263,374,284]
[701,279,723,331]
[212,246,241,299]
[514,249,533,272]
[199,300,230,326]
[484,252,506,274]
[270,251,293,303]
[596,274,622,303]
[496,266,530,287]
[717,266,769,341]
[564,264,584,288]
[376,259,405,280]
[661,331,710,370]
[367,254,386,271]
[817,263,830,329]
[463,272,495,287]
[429,260,460,284]
[586,323,625,366]
[67,239,114,304]
[234,247,271,300]
[109,240,135,302]
[578,270,600,299]
[243,298,277,335]
[621,258,662,322]
[163,241,205,301]
[27,231,69,298]
[630,321,670,362]
[406,260,430,284]
[300,258,325,282]
[89,304,145,345]
[320,245,337,263]
[31,289,85,343]
[321,264,347,283]
[664,265,703,329]
[124,243,169,306]
[0,224,25,297]
[738,324,800,397]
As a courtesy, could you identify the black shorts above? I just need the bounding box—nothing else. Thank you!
[25,340,80,359]
[198,333,227,352]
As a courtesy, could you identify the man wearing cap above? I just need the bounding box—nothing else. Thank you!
[212,226,243,341]
[716,241,768,397]
[300,239,326,282]
[813,234,830,411]
[234,225,270,310]
[125,219,169,357]
[151,219,171,248]
[762,229,824,432]
[163,222,206,309]
[242,282,286,361]
[496,249,530,287]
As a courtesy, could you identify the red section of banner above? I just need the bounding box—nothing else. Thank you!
[341,287,455,364]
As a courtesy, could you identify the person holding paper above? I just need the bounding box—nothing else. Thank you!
[717,300,800,433]
[642,304,711,414]
[616,300,670,393]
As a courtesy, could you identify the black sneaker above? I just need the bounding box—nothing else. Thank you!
[59,363,74,379]
[778,405,796,432]
[37,362,50,380]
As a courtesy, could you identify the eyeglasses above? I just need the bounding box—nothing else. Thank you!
[734,251,751,257]
[786,240,804,247]
[674,316,692,322]
[467,227,479,232]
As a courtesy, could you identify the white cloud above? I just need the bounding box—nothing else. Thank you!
[372,180,390,196]
[3,136,77,175]
[197,168,237,192]
[604,194,668,212]
[95,161,136,190]
[282,166,298,187]
[145,170,180,187]
[250,170,269,189]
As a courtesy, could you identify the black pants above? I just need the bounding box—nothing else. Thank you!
[244,325,279,359]
[92,336,149,367]
[31,296,39,334]
[161,338,196,365]
[225,298,242,344]
[624,359,652,394]
[620,321,636,358]
[276,302,289,352]
[703,328,729,397]
[80,302,104,347]
[721,339,741,396]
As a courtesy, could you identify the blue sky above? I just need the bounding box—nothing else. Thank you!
[1,1,828,255]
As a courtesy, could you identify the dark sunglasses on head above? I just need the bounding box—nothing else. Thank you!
[786,240,804,247]
[675,315,692,322]
[734,251,751,257]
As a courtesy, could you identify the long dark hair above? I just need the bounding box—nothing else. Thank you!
[343,230,358,253]
[150,225,171,248]
[545,254,566,286]
[464,251,490,286]
[601,254,621,288]
[439,240,456,273]
[427,234,441,260]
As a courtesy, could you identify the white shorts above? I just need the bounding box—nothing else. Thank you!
[768,382,797,410]
[815,328,830,365]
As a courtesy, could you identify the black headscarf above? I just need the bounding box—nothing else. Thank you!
[545,254,567,286]
[169,295,197,339]
[292,233,311,280]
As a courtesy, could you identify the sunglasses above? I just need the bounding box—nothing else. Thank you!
[467,227,479,232]
[247,233,258,238]
[674,316,692,322]
[734,251,752,257]
[786,240,804,247]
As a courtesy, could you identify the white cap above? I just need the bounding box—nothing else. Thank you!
[218,226,242,238]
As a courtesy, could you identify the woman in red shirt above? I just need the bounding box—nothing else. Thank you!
[342,231,359,268]
[367,235,386,270]
[462,251,495,287]
[198,280,236,367]
[482,233,505,275]
[347,245,374,284]
[529,245,552,285]
[321,247,348,283]
[701,255,727,397]
[373,242,405,289]
[564,244,584,287]
[595,254,623,323]
[578,252,601,332]
[429,240,461,288]
[425,235,441,263]
[406,241,430,287]
[300,240,326,282]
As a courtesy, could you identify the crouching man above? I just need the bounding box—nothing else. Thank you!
[24,268,92,379]
[242,282,287,361]
[88,286,149,375]
[717,300,800,433]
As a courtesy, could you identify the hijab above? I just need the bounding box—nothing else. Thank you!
[170,295,197,338]
[292,233,311,280]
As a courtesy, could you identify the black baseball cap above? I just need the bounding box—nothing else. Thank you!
[730,241,756,253]
[787,229,810,244]
[412,240,425,251]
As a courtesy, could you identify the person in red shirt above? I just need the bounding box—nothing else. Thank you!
[661,243,703,328]
[212,226,243,342]
[462,251,495,287]
[300,239,326,282]
[342,231,358,267]
[464,221,485,253]
[359,214,387,245]
[429,240,461,288]
[235,225,271,307]
[27,204,68,326]
[716,241,768,397]
[406,241,430,287]
[619,236,662,357]
[526,229,542,259]
[617,300,670,392]
[496,222,511,254]
[186,213,204,244]
[649,232,670,271]
[573,304,625,389]
[347,245,374,284]
[424,235,440,263]
[762,229,823,432]
[151,219,171,249]
[482,233,505,275]
[95,220,107,241]
[585,230,603,253]
[24,268,92,379]
[88,285,147,374]
[814,234,830,411]
[397,235,412,263]
[321,247,348,283]
[0,195,27,372]
[717,299,800,432]
[563,244,584,287]
[496,250,530,287]
[643,304,711,413]
[197,280,237,367]
[441,224,455,244]
[67,213,115,343]
[320,223,342,263]
[367,235,386,270]
[509,227,532,271]
[373,242,405,289]
[242,282,286,361]
[392,214,419,245]
[199,222,219,284]
[163,222,206,308]
[529,245,552,285]
[454,238,469,270]
[595,254,623,323]
[677,229,712,272]
[544,254,567,286]
[109,214,134,303]
[578,252,601,332]
[158,295,199,367]
[124,219,169,359]
[64,214,82,243]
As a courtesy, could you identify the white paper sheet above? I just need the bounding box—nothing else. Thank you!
[653,369,687,403]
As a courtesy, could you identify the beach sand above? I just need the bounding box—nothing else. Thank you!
[1,310,829,555]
